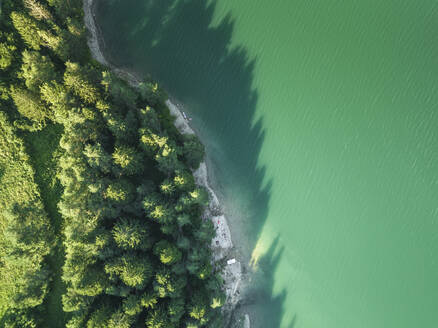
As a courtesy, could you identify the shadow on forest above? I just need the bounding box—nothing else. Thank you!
[96,0,294,326]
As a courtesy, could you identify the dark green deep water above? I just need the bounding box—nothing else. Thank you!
[96,1,438,327]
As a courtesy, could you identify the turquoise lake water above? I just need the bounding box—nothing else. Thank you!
[95,1,438,327]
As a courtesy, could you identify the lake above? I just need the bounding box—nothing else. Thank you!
[95,1,438,327]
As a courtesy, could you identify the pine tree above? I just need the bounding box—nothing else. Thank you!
[107,310,133,328]
[10,86,49,125]
[23,0,52,21]
[83,143,112,174]
[104,254,153,289]
[168,297,185,323]
[40,81,71,122]
[86,304,111,328]
[0,41,16,70]
[20,50,57,92]
[64,62,100,104]
[145,307,170,328]
[182,134,205,169]
[155,141,182,173]
[153,240,182,265]
[112,145,144,176]
[141,290,158,309]
[105,180,135,205]
[112,218,152,251]
[10,11,44,50]
[101,71,138,108]
[139,106,161,131]
[122,293,142,315]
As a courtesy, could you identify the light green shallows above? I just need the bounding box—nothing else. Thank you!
[96,1,438,327]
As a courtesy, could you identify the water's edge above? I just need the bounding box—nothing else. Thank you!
[83,1,250,326]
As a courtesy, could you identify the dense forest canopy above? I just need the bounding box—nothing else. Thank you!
[0,0,225,327]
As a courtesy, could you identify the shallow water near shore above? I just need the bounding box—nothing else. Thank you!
[96,1,438,327]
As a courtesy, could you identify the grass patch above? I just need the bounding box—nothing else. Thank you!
[21,123,69,328]
[0,112,52,324]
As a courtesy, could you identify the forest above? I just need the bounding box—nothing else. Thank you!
[0,0,225,327]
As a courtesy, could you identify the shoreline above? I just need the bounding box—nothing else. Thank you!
[83,0,248,325]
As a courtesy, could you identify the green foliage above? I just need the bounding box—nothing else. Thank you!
[105,180,134,204]
[141,290,158,309]
[112,218,152,251]
[105,254,153,289]
[168,297,185,323]
[102,71,138,108]
[210,294,225,309]
[139,106,161,131]
[10,11,43,50]
[122,293,142,315]
[10,86,49,127]
[145,307,170,328]
[107,310,133,328]
[47,0,83,21]
[174,170,195,191]
[20,50,57,92]
[138,81,167,106]
[189,188,209,207]
[62,288,91,313]
[105,110,138,143]
[153,240,182,265]
[86,305,111,328]
[160,178,175,195]
[154,267,186,299]
[186,322,199,328]
[83,143,112,173]
[0,112,53,320]
[190,304,206,321]
[64,62,100,104]
[176,214,192,228]
[3,309,38,328]
[23,0,53,21]
[112,145,144,175]
[66,313,87,328]
[182,134,205,169]
[40,82,71,122]
[155,140,182,173]
[195,220,216,243]
[188,293,208,324]
[0,41,16,70]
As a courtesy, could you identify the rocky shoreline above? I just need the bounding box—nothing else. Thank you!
[83,0,248,326]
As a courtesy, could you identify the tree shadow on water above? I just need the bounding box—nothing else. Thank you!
[96,0,295,326]
[240,236,298,328]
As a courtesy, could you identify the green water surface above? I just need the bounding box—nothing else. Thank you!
[96,1,438,327]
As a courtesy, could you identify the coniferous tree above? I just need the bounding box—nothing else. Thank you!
[182,134,205,169]
[153,240,182,265]
[64,62,100,104]
[112,218,152,251]
[20,50,57,92]
[40,81,71,122]
[10,11,44,50]
[112,145,144,176]
[0,41,16,70]
[10,86,49,126]
[23,0,52,21]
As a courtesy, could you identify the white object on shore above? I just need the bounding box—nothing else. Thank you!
[227,258,237,265]
[166,101,195,135]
